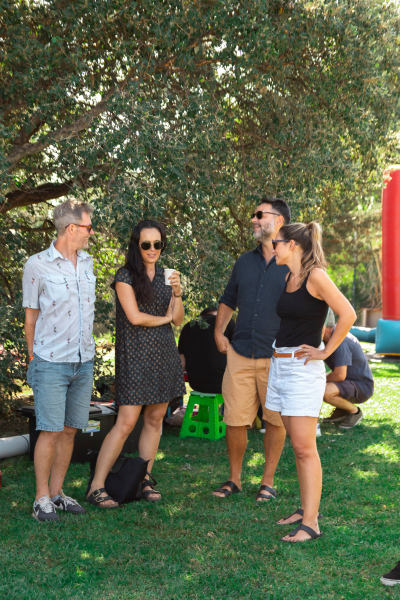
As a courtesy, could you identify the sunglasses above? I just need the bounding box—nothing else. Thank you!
[251,210,280,220]
[65,223,93,233]
[140,240,165,251]
[271,239,291,250]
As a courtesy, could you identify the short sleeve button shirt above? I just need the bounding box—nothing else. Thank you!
[219,245,289,359]
[22,241,96,363]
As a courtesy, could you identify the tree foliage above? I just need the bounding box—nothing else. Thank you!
[1,0,400,401]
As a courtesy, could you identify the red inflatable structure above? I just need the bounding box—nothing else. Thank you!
[376,165,400,354]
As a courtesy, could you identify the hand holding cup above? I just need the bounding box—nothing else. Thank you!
[164,269,182,297]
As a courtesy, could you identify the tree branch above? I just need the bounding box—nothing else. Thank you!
[1,181,73,214]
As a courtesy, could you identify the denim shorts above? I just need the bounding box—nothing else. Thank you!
[27,354,94,432]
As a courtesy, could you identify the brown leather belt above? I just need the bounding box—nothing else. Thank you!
[273,351,296,358]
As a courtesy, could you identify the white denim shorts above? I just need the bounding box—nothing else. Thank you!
[265,343,326,417]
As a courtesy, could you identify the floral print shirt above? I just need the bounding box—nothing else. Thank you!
[22,241,96,363]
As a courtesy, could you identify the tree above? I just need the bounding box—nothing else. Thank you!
[1,0,400,401]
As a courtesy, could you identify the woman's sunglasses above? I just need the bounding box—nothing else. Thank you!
[271,239,291,250]
[140,241,165,251]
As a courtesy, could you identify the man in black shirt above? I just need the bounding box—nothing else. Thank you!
[213,197,291,500]
[323,310,374,429]
[178,307,235,394]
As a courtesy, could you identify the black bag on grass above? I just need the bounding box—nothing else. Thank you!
[86,449,152,505]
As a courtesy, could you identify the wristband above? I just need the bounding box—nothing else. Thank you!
[29,356,34,362]
[173,291,183,298]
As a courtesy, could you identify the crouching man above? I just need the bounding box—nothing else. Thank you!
[23,200,96,521]
[322,309,374,429]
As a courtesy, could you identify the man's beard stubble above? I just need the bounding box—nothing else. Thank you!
[252,222,274,242]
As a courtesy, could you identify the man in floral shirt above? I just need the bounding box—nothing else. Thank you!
[23,199,96,522]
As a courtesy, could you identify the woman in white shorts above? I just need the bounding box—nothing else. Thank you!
[266,222,356,543]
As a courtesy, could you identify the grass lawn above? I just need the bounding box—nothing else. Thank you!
[1,360,399,600]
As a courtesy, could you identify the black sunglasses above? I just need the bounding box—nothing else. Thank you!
[140,240,165,251]
[271,239,291,250]
[251,210,280,220]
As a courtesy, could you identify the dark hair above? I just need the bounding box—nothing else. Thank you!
[124,220,167,304]
[260,197,291,225]
[278,221,327,285]
[200,306,219,318]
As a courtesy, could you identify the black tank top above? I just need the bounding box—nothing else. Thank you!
[275,273,329,348]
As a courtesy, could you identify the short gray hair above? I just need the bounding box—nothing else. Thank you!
[325,308,336,328]
[53,199,94,235]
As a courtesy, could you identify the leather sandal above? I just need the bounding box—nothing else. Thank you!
[256,485,277,501]
[281,523,323,542]
[213,480,241,498]
[86,488,119,508]
[276,508,323,525]
[141,480,161,502]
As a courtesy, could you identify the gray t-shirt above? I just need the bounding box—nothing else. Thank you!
[325,331,374,398]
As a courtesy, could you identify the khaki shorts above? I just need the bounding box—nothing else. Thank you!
[222,345,283,427]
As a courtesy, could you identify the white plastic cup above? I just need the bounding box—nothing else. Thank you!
[164,268,175,286]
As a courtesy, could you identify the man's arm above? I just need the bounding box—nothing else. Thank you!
[179,354,186,371]
[214,303,234,354]
[25,308,39,358]
[326,365,347,383]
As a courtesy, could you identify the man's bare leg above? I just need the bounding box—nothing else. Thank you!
[49,426,77,498]
[257,421,286,500]
[324,382,357,414]
[34,431,61,500]
[212,425,247,497]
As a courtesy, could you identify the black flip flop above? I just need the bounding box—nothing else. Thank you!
[213,480,241,498]
[276,508,323,525]
[281,523,323,542]
[256,485,277,501]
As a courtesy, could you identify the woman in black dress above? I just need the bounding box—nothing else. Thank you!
[87,220,185,506]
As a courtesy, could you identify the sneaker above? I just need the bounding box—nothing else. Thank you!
[259,420,267,434]
[322,408,349,423]
[316,422,321,437]
[381,561,400,586]
[339,407,364,430]
[51,490,86,514]
[32,495,60,522]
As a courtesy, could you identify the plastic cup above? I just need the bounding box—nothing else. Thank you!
[164,268,175,286]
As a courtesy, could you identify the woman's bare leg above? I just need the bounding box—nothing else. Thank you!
[87,405,142,506]
[139,402,169,500]
[280,416,322,540]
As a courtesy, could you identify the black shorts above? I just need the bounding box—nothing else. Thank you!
[335,380,373,404]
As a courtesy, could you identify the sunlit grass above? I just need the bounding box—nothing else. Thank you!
[0,361,399,599]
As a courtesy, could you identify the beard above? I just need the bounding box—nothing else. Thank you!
[252,222,274,241]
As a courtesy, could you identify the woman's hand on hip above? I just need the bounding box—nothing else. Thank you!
[168,271,182,296]
[295,344,328,365]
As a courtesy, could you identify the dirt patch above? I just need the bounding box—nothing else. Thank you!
[0,395,33,438]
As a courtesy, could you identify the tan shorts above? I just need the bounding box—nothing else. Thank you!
[222,345,283,427]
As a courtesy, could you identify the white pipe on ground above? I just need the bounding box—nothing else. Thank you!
[0,435,30,459]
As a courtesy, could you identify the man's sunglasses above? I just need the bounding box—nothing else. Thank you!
[251,210,280,220]
[140,241,165,251]
[65,223,93,233]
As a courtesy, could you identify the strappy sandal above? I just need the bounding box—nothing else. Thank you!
[213,480,241,498]
[141,478,161,502]
[276,508,323,525]
[256,485,277,501]
[86,488,119,509]
[281,523,323,542]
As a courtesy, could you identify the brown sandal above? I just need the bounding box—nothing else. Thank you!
[86,488,119,508]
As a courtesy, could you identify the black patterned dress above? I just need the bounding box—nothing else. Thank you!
[111,266,186,406]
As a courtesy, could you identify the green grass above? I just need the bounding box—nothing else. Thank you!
[1,361,400,600]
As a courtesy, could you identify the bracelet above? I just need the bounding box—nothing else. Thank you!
[173,291,183,298]
[29,356,34,362]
